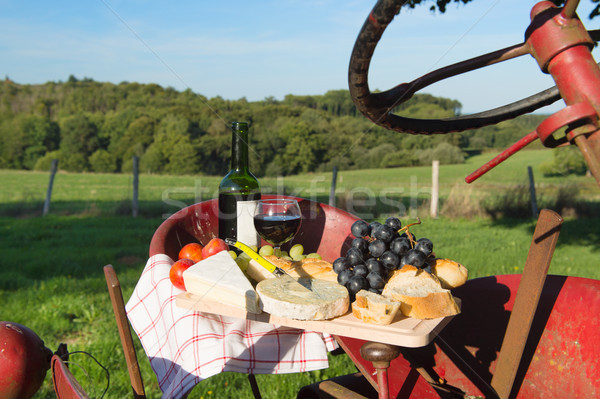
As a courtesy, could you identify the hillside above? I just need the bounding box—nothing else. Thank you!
[0,76,548,176]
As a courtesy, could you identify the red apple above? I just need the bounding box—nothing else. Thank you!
[169,258,194,290]
[201,238,229,259]
[178,243,203,263]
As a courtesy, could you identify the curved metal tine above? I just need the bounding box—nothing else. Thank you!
[377,42,529,108]
[562,0,580,19]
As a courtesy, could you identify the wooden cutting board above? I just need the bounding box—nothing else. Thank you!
[176,292,458,348]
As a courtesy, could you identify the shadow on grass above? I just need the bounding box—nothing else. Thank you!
[0,213,164,291]
[485,214,600,254]
[0,199,181,219]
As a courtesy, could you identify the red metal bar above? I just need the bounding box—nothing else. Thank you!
[375,367,390,399]
[465,131,539,183]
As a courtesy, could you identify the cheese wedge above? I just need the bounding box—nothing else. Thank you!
[256,277,349,320]
[182,250,260,314]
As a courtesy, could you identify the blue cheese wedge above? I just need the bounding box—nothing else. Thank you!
[256,277,349,320]
[182,250,260,314]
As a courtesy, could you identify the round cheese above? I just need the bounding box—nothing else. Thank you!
[256,277,349,320]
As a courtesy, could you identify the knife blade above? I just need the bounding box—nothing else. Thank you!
[225,238,316,295]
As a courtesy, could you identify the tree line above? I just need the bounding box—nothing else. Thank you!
[0,76,551,177]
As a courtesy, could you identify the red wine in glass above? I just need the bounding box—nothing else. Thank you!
[254,199,302,253]
[254,214,301,246]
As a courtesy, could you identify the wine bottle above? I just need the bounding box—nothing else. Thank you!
[218,122,261,247]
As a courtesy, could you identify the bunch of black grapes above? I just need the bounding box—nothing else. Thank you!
[333,217,434,299]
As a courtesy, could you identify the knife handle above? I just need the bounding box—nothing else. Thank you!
[225,239,277,274]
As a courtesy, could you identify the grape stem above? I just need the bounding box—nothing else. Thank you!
[397,217,421,247]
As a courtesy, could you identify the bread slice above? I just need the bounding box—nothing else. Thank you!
[351,290,401,325]
[247,256,338,283]
[382,265,460,320]
[430,258,468,289]
[295,258,339,282]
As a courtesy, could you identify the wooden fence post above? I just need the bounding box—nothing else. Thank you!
[329,166,338,207]
[528,166,538,218]
[43,159,58,216]
[132,156,139,218]
[431,160,439,218]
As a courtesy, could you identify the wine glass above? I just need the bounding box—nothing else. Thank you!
[253,199,302,256]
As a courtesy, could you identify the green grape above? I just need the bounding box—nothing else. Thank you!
[292,254,306,261]
[250,245,258,253]
[259,245,274,257]
[289,244,304,259]
[281,256,293,261]
[279,250,289,258]
[235,256,249,272]
[306,253,322,260]
[228,250,238,260]
[239,252,251,261]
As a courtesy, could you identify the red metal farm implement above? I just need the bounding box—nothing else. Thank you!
[318,0,600,397]
[349,0,600,187]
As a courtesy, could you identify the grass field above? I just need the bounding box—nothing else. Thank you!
[1,149,599,398]
[2,149,599,219]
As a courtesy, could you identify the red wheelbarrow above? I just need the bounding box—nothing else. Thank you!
[150,197,600,398]
[149,195,358,262]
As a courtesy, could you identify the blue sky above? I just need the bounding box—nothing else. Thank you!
[1,0,598,114]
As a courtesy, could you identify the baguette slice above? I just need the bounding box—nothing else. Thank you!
[430,258,468,289]
[382,265,460,320]
[351,290,401,325]
[247,256,338,283]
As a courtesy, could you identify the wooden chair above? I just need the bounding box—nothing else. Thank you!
[51,354,90,399]
[104,264,146,399]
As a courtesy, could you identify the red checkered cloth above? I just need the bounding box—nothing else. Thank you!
[126,254,339,399]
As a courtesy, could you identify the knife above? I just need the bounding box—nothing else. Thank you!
[225,238,316,295]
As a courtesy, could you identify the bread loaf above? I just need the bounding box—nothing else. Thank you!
[247,256,338,283]
[430,258,468,289]
[382,265,460,320]
[256,277,349,320]
[351,290,401,325]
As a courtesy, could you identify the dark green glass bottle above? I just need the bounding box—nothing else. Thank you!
[218,122,261,246]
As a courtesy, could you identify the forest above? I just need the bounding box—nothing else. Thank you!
[0,75,555,177]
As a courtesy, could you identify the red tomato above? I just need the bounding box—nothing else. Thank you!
[178,243,204,262]
[201,238,229,259]
[169,258,194,290]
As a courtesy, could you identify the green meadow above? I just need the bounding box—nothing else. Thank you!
[1,149,599,398]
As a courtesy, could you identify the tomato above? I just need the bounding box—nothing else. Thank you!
[178,242,204,262]
[169,258,194,290]
[201,238,229,259]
